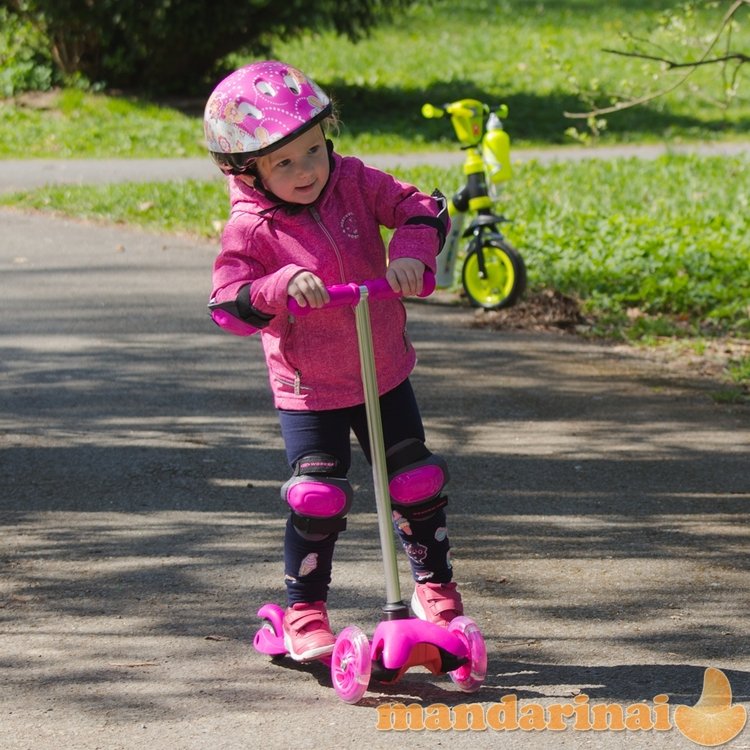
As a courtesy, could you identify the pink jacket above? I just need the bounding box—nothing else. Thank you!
[209,152,444,411]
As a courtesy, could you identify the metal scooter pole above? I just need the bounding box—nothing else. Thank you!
[353,286,409,620]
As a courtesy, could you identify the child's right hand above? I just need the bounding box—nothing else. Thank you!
[288,270,330,309]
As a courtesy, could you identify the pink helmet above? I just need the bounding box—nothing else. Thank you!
[204,60,332,175]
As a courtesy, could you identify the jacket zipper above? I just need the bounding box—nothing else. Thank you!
[275,371,309,395]
[285,208,346,398]
[309,206,346,282]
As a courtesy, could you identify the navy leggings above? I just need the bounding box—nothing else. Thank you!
[278,379,452,605]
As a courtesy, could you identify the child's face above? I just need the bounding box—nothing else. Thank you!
[256,126,330,204]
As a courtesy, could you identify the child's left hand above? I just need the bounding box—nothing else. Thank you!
[386,258,426,297]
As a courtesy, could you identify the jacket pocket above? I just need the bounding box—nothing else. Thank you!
[273,371,312,396]
[273,319,312,396]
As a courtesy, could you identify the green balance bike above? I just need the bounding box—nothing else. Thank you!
[422,98,526,309]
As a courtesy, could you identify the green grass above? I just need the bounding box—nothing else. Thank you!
[499,154,750,338]
[0,178,227,236]
[1,0,749,157]
[0,89,204,158]
[729,354,750,383]
[3,153,747,342]
[271,0,750,150]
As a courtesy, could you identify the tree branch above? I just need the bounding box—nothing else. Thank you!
[564,0,749,119]
[601,47,750,69]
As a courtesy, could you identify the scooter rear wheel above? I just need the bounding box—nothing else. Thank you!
[447,616,487,692]
[331,625,372,703]
[253,603,287,658]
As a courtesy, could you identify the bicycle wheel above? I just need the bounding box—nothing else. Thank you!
[461,236,526,310]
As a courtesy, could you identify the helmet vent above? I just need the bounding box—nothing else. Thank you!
[283,72,301,95]
[255,80,277,98]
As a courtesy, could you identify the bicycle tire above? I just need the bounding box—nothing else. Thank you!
[461,236,526,310]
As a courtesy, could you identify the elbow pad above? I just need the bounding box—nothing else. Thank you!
[404,189,450,254]
[208,284,274,336]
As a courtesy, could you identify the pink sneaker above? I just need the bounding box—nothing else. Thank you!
[283,601,336,662]
[411,582,464,627]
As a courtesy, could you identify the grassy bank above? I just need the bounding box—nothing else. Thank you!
[3,153,747,338]
[1,0,749,157]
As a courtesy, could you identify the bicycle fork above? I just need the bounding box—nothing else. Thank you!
[435,206,465,288]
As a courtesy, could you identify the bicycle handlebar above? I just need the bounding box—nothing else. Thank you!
[421,102,445,119]
[287,272,436,316]
[422,101,509,120]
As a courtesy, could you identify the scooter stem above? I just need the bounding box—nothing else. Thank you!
[354,286,409,619]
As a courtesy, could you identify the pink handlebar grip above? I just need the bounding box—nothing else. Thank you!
[288,271,435,316]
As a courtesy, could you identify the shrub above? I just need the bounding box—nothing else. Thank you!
[0,7,57,95]
[2,0,411,94]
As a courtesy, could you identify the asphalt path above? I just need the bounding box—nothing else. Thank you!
[1,152,749,749]
[2,141,750,193]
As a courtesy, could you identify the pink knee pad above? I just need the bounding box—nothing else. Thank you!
[389,464,446,504]
[284,477,352,518]
[386,439,449,518]
[281,455,353,535]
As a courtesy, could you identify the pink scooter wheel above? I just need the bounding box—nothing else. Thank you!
[447,616,487,692]
[331,625,372,703]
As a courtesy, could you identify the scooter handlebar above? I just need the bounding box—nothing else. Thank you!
[288,272,435,316]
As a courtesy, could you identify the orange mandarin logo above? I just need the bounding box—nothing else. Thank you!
[375,666,747,746]
[674,668,747,747]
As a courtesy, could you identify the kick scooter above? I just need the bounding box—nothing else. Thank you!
[252,273,487,703]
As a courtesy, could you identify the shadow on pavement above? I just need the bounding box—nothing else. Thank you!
[1,212,748,740]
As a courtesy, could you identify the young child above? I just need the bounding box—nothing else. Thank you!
[204,60,464,662]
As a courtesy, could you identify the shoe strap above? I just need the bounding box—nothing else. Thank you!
[287,605,328,633]
[423,585,462,614]
[429,596,460,615]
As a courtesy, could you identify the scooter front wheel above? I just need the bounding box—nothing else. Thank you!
[462,237,526,310]
[447,616,487,692]
[331,625,372,703]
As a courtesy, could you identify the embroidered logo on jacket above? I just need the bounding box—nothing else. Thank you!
[340,212,359,238]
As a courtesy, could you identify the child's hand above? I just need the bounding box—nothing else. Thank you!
[288,270,330,309]
[386,258,426,297]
